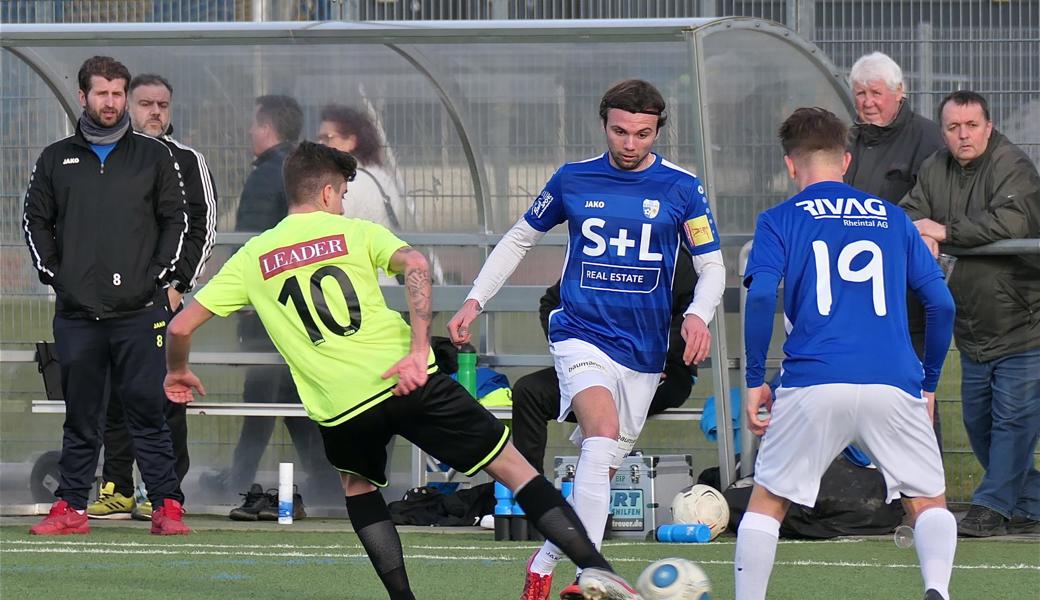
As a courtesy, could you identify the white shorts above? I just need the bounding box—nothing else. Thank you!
[754,383,946,507]
[550,338,661,469]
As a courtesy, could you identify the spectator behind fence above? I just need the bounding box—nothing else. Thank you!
[87,73,217,521]
[316,103,447,286]
[199,94,341,514]
[317,103,408,232]
[23,56,189,536]
[843,51,946,443]
[900,90,1040,538]
[511,247,698,477]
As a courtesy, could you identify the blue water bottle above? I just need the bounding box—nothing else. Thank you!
[560,480,574,501]
[656,523,711,543]
[457,343,478,399]
[493,482,513,541]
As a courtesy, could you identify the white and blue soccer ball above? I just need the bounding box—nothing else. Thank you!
[670,484,729,541]
[636,558,712,600]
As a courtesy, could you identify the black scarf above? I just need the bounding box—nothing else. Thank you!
[78,109,130,145]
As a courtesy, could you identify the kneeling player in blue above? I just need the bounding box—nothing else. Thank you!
[736,108,957,600]
[448,80,726,600]
[161,142,640,600]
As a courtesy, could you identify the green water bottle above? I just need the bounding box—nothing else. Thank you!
[458,343,478,398]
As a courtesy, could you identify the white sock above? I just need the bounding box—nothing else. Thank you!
[735,512,780,600]
[914,508,956,599]
[529,436,617,577]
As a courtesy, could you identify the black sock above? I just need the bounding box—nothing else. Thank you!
[514,475,611,572]
[345,491,415,600]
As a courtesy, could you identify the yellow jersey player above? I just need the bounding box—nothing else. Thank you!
[162,141,642,600]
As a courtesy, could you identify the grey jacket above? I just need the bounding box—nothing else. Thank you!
[846,101,944,204]
[900,130,1040,362]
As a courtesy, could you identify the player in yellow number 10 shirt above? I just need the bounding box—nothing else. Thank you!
[161,141,641,600]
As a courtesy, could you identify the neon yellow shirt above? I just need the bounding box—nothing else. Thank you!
[194,211,435,426]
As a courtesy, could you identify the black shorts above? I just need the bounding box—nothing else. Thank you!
[318,373,510,487]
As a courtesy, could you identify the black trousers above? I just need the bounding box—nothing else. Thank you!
[102,391,188,498]
[53,306,181,510]
[511,361,693,475]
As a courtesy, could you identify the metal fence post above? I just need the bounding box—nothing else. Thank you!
[918,22,934,120]
[738,240,759,478]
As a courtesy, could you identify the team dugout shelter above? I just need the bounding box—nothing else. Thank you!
[0,19,852,509]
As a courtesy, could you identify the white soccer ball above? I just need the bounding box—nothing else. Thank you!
[636,558,712,600]
[670,484,729,541]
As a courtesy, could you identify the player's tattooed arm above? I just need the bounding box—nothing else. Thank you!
[385,246,433,395]
[391,246,433,347]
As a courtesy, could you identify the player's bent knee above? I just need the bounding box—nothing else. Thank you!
[343,474,377,497]
[903,494,947,524]
[485,443,539,491]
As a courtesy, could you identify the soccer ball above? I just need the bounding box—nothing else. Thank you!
[636,558,712,600]
[671,484,729,541]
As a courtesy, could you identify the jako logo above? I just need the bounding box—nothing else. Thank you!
[796,197,887,221]
[62,157,80,165]
[584,200,605,208]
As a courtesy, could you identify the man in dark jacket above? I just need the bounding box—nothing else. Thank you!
[511,248,698,475]
[200,95,338,511]
[845,52,943,205]
[88,73,218,521]
[901,90,1040,537]
[844,51,946,443]
[22,56,190,535]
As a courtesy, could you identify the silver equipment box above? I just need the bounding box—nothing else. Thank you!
[553,453,694,539]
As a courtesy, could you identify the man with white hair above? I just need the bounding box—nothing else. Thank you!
[845,51,946,436]
[845,51,943,208]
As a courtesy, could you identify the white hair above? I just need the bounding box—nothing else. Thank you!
[849,52,905,92]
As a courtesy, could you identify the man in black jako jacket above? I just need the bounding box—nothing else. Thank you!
[23,56,189,535]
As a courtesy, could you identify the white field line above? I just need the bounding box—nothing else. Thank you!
[0,538,863,552]
[1,541,1037,571]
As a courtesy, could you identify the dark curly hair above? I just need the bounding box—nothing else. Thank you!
[319,103,385,167]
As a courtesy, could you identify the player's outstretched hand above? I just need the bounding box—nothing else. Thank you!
[164,369,206,404]
[680,314,711,365]
[447,298,482,346]
[382,351,430,396]
[746,383,773,436]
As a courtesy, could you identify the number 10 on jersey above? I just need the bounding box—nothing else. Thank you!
[278,265,362,345]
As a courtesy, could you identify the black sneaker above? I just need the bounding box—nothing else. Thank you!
[229,484,270,521]
[924,589,945,600]
[958,504,1007,537]
[257,487,306,521]
[1007,515,1040,535]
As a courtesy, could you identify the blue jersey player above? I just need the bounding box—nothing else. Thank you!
[448,80,726,600]
[735,108,957,600]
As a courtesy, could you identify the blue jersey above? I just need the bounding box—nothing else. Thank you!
[525,153,721,373]
[744,181,944,396]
